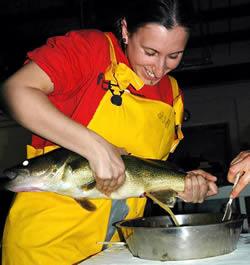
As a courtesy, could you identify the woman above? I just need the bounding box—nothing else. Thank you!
[1,0,218,264]
[227,150,250,198]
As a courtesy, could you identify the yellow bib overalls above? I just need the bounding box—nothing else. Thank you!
[2,35,184,265]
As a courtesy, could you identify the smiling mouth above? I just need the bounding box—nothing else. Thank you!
[144,68,158,82]
[146,69,155,77]
[145,68,155,78]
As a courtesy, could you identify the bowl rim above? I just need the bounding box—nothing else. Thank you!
[114,212,246,230]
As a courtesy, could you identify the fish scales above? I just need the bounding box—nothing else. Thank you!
[2,148,186,211]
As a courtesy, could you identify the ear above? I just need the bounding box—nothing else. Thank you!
[121,19,128,44]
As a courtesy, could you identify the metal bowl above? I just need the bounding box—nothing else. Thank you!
[115,213,244,261]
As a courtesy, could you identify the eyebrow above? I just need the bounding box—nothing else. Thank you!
[143,46,185,55]
[143,47,158,53]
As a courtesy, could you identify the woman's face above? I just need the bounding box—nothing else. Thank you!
[122,22,189,86]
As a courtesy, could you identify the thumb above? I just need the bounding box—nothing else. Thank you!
[230,177,248,199]
[119,147,128,156]
[206,181,219,197]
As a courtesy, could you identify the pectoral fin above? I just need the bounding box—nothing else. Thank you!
[81,180,96,191]
[75,198,96,211]
[148,190,177,208]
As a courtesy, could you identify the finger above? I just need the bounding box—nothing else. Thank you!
[96,178,105,191]
[103,179,112,188]
[230,184,245,199]
[119,147,128,156]
[198,171,217,182]
[227,169,235,183]
[105,180,118,193]
[117,174,126,185]
[100,181,114,196]
[231,151,247,165]
[188,170,217,182]
[190,175,200,203]
[230,156,242,166]
[197,175,208,203]
[204,174,217,182]
[97,178,112,193]
[176,191,185,200]
[109,178,118,188]
[227,167,244,183]
[231,151,249,166]
[230,175,249,199]
[103,175,125,194]
[177,176,190,201]
[102,179,115,189]
[196,170,217,182]
[206,181,219,197]
[109,176,125,192]
[181,176,192,202]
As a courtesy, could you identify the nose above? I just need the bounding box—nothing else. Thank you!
[154,58,167,79]
[3,170,17,180]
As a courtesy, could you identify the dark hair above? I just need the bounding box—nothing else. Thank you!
[113,0,194,50]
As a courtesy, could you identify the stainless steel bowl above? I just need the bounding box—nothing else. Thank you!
[115,213,244,261]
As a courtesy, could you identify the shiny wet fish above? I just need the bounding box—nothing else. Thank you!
[3,148,186,211]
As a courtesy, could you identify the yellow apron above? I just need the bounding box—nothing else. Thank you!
[2,35,184,265]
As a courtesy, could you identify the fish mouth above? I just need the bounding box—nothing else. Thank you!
[2,168,49,193]
[2,171,45,193]
[14,187,43,192]
[5,183,44,193]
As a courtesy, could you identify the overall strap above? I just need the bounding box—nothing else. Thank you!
[104,34,144,91]
[168,75,184,153]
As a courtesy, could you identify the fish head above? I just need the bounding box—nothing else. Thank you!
[3,151,67,192]
[3,148,96,199]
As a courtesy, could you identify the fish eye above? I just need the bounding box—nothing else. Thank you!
[22,160,29,166]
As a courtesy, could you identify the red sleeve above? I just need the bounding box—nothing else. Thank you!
[26,30,110,98]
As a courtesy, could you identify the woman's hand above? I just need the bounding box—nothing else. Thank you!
[227,150,250,199]
[177,169,218,203]
[85,130,128,196]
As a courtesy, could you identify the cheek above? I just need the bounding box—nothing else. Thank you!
[127,47,151,67]
[129,53,146,66]
[168,57,183,70]
[130,55,155,74]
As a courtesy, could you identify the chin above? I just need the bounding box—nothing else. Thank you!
[136,71,159,86]
[144,79,159,86]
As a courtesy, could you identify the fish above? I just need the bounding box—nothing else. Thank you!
[2,148,186,211]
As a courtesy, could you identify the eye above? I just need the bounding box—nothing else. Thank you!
[144,48,157,57]
[22,160,29,166]
[169,55,178,59]
[168,52,182,60]
[145,51,156,56]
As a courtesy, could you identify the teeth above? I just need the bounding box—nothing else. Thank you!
[146,69,155,78]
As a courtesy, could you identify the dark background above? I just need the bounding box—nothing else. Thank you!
[0,0,250,86]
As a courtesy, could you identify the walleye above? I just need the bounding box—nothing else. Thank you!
[2,148,186,211]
